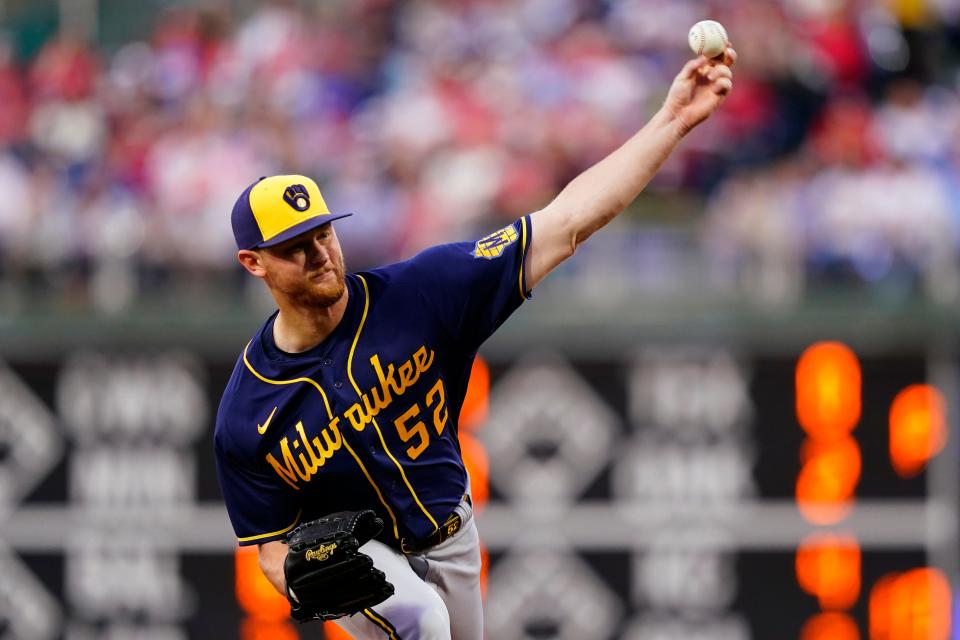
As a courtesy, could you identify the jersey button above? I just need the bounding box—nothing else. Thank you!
[334,380,343,389]
[323,358,332,366]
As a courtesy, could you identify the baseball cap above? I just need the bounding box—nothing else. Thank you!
[231,175,352,250]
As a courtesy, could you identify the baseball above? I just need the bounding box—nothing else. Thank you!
[688,20,728,59]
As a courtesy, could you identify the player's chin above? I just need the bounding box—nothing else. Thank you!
[304,278,346,307]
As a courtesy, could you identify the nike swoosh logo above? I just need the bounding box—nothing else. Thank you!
[257,406,278,435]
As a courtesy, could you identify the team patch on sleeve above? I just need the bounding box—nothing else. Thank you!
[473,224,519,259]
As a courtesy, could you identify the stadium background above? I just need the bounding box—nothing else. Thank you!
[1,0,959,638]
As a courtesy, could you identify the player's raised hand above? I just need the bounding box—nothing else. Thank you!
[663,46,736,137]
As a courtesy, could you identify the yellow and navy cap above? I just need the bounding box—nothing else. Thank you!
[231,175,352,250]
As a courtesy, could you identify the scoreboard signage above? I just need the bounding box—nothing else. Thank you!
[0,343,953,639]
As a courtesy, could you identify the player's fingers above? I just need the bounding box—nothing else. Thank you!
[713,77,733,96]
[723,46,737,67]
[707,65,733,81]
[679,55,707,79]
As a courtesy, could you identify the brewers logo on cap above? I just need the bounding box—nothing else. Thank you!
[283,184,311,212]
[231,175,353,250]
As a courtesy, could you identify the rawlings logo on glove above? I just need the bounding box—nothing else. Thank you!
[305,543,338,562]
[284,510,395,622]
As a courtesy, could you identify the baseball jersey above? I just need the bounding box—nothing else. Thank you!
[215,216,532,548]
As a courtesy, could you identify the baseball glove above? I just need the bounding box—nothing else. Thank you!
[283,510,395,622]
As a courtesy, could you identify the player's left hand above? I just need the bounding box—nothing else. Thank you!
[283,510,395,622]
[663,45,736,137]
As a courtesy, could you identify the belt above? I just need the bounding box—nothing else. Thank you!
[400,494,472,555]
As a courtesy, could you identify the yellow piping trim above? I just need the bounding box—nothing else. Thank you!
[341,438,400,539]
[237,509,302,542]
[367,415,438,529]
[242,342,333,418]
[518,216,528,299]
[350,276,440,531]
[241,337,400,538]
[363,608,400,639]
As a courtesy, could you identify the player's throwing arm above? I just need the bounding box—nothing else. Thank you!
[526,38,735,289]
[214,24,736,640]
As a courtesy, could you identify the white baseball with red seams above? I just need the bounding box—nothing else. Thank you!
[688,20,728,59]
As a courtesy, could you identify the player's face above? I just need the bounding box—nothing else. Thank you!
[260,224,347,308]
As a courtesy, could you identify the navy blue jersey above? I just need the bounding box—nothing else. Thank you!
[215,216,532,547]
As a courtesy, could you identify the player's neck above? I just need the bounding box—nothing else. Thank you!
[273,289,350,354]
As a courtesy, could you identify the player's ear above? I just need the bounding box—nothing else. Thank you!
[237,249,267,278]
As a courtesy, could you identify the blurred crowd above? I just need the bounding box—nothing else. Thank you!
[0,0,958,310]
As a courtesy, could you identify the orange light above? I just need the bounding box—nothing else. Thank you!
[869,568,952,640]
[480,543,489,599]
[459,431,490,508]
[800,436,863,481]
[889,384,948,478]
[796,532,861,610]
[460,356,490,432]
[459,357,490,605]
[235,546,292,622]
[800,612,860,640]
[796,436,861,525]
[869,573,898,640]
[796,342,861,440]
[240,619,300,640]
[324,621,355,639]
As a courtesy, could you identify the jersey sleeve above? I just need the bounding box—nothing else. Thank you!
[214,429,302,546]
[405,215,533,351]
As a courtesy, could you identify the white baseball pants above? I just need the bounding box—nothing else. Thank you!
[332,514,483,640]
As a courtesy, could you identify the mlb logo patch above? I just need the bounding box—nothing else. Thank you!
[474,225,518,259]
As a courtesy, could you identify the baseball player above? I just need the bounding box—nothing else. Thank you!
[214,48,736,639]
